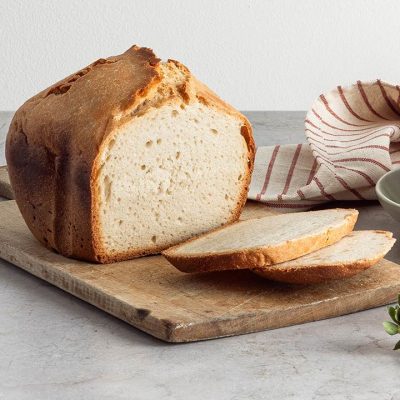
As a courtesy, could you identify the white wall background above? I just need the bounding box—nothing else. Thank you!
[1,0,400,111]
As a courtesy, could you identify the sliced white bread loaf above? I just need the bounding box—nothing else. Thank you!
[6,46,255,263]
[254,231,395,284]
[162,208,358,273]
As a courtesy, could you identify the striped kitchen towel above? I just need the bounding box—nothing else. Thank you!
[249,80,400,210]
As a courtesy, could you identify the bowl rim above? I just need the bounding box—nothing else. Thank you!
[376,168,400,209]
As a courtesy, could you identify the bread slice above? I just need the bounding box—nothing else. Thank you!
[162,208,358,273]
[6,45,255,263]
[254,230,395,284]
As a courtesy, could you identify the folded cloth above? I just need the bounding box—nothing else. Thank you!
[249,80,400,211]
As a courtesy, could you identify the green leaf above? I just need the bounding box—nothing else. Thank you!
[396,307,400,323]
[394,340,400,351]
[398,293,400,306]
[383,321,399,335]
[388,306,398,323]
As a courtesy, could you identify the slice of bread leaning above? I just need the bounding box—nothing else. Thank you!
[6,45,255,263]
[162,208,358,273]
[254,230,395,284]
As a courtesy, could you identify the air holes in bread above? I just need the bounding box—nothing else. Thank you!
[108,139,116,150]
[96,102,251,256]
[104,175,112,203]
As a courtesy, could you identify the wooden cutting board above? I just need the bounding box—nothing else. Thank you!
[1,200,400,342]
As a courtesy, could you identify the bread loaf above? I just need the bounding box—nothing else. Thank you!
[6,45,255,263]
[163,208,358,272]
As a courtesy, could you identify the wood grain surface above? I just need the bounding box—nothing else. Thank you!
[1,200,400,342]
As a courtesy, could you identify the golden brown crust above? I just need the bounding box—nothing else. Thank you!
[6,46,254,263]
[253,258,381,285]
[162,209,358,273]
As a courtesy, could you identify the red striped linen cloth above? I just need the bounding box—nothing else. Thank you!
[249,80,400,211]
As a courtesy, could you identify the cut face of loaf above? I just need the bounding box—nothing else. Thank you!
[254,230,395,284]
[96,102,249,259]
[6,46,255,263]
[162,208,358,273]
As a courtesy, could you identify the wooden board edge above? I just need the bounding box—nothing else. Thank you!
[0,165,14,200]
[168,277,400,342]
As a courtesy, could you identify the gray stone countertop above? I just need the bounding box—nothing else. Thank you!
[0,111,399,400]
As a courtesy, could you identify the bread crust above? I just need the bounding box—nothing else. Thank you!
[6,46,254,263]
[254,231,395,284]
[254,257,381,284]
[162,209,358,273]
